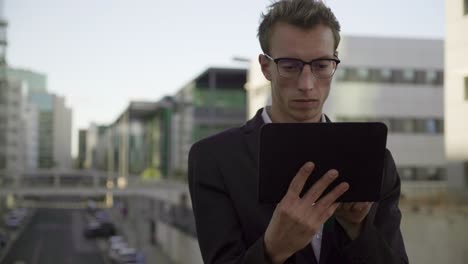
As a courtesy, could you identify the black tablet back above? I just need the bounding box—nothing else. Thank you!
[258,122,387,203]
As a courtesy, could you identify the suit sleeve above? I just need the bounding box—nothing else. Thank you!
[336,149,409,264]
[188,141,277,264]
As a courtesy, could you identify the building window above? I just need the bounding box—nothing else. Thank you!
[399,167,416,181]
[392,70,404,83]
[380,69,392,82]
[426,70,438,85]
[356,68,370,81]
[403,69,416,83]
[345,68,359,81]
[391,119,415,133]
[414,119,427,133]
[425,119,438,134]
[436,71,444,85]
[464,162,468,185]
[414,70,426,84]
[334,67,346,81]
[465,76,468,100]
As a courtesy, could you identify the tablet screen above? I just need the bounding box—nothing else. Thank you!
[258,122,387,203]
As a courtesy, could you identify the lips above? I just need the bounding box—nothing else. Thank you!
[292,98,319,102]
[291,98,320,109]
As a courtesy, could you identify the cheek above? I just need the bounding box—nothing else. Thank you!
[275,78,296,96]
[319,80,332,97]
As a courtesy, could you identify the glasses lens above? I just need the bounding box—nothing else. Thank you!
[277,59,303,78]
[311,60,336,78]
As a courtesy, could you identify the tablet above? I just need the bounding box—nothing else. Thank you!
[258,122,387,204]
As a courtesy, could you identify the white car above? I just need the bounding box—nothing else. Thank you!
[109,235,125,245]
[108,240,128,262]
[116,247,139,264]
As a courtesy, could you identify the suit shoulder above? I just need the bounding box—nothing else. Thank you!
[190,126,244,154]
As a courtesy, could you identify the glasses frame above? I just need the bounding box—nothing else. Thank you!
[264,53,341,79]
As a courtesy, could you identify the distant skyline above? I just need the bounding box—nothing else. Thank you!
[5,0,445,156]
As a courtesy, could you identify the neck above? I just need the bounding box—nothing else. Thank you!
[267,106,322,123]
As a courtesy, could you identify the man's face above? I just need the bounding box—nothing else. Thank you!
[260,23,336,123]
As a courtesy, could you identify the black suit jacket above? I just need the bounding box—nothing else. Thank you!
[188,108,409,264]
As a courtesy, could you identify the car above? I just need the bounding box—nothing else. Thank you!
[114,247,145,264]
[0,230,9,249]
[11,208,28,218]
[87,200,97,214]
[94,210,111,223]
[83,221,116,239]
[108,235,125,245]
[108,240,128,263]
[4,214,23,229]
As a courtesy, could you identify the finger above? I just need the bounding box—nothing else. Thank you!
[336,203,343,211]
[316,202,341,224]
[354,202,373,212]
[362,202,373,212]
[287,162,315,196]
[302,169,339,203]
[353,202,368,212]
[315,182,349,208]
[342,202,353,211]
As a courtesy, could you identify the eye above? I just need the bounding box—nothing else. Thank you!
[313,60,332,70]
[278,60,302,72]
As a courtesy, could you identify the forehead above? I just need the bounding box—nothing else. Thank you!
[269,22,335,60]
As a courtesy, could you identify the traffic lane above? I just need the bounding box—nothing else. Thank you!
[1,208,105,264]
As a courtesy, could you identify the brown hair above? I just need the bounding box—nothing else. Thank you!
[258,0,341,54]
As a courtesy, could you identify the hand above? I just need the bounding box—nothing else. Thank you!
[264,162,349,264]
[334,202,373,240]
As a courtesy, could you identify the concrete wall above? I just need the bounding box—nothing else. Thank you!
[445,0,468,161]
[110,184,203,264]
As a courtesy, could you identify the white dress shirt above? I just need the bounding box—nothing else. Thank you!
[261,106,325,263]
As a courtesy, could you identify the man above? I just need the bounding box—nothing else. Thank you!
[188,0,408,263]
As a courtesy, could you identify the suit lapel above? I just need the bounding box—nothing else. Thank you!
[318,217,335,264]
[241,108,265,169]
[296,244,319,264]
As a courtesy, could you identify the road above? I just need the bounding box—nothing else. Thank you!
[2,208,105,264]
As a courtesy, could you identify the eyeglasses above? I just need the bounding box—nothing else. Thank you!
[264,54,340,79]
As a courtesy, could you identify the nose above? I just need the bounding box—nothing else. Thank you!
[297,64,316,92]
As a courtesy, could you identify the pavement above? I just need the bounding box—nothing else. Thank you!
[1,208,105,264]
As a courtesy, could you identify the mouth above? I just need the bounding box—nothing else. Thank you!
[292,98,319,102]
[290,98,320,109]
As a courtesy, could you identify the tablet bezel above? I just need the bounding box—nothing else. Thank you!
[258,122,388,204]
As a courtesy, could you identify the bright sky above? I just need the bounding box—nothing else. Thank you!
[5,0,444,157]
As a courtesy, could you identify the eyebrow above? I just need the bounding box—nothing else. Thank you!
[276,55,336,61]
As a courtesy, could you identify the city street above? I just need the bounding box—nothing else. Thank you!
[1,208,105,264]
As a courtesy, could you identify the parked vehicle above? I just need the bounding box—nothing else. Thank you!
[4,214,22,229]
[11,208,28,218]
[108,236,127,262]
[115,247,145,264]
[109,235,125,245]
[94,210,111,223]
[0,230,9,249]
[86,200,97,214]
[83,221,116,239]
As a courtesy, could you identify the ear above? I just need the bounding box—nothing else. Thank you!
[258,54,272,81]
